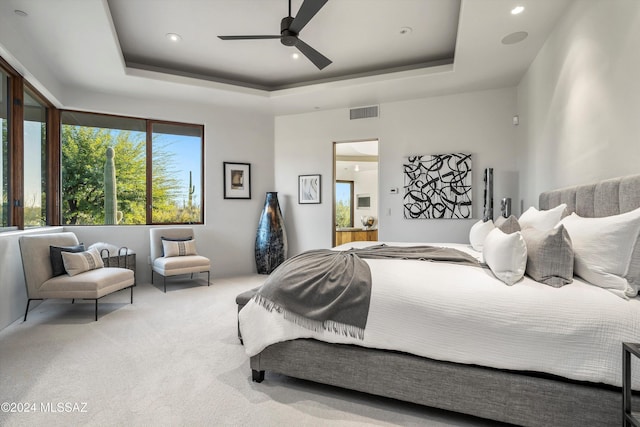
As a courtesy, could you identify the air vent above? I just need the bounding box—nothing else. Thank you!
[349,105,379,120]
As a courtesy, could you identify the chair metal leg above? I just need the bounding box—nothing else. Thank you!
[95,299,98,321]
[24,299,32,321]
[164,276,166,293]
[130,286,133,304]
[207,271,210,286]
[151,269,154,284]
[71,299,75,304]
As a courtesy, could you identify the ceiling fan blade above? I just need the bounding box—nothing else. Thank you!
[289,0,328,34]
[218,35,280,40]
[295,38,332,70]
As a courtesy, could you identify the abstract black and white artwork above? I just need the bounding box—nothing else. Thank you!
[403,153,472,219]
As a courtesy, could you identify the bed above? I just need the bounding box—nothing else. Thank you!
[240,174,640,426]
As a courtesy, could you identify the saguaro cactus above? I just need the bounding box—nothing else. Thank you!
[187,170,195,210]
[104,147,118,225]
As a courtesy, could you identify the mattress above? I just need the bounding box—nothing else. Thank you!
[239,241,640,388]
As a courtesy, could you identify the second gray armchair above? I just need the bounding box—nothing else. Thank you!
[149,227,211,293]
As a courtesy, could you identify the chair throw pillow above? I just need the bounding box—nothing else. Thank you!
[469,219,495,252]
[160,235,193,257]
[483,228,527,286]
[162,239,197,257]
[61,247,105,277]
[521,225,574,287]
[50,244,85,277]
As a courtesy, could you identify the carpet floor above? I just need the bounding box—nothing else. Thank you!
[0,275,504,426]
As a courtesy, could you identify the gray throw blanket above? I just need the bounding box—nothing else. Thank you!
[254,244,480,340]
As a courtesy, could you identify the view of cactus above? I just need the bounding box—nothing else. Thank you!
[104,147,119,224]
[188,170,195,210]
[61,125,201,225]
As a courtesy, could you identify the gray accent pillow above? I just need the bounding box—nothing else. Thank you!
[497,215,521,234]
[50,244,85,277]
[521,225,574,287]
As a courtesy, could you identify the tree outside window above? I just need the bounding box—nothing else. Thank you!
[60,111,203,225]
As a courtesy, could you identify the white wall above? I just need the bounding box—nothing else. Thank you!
[275,87,519,256]
[354,169,378,226]
[517,0,640,207]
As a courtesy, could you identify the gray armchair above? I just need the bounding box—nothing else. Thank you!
[149,227,210,293]
[19,232,135,321]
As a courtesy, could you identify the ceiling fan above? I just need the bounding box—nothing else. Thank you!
[218,0,332,70]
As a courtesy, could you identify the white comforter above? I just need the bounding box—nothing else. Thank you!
[239,242,640,388]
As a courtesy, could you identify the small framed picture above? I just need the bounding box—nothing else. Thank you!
[223,162,251,199]
[298,174,321,204]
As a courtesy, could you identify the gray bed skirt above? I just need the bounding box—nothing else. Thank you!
[251,339,636,426]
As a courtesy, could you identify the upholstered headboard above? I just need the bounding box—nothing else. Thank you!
[539,174,640,217]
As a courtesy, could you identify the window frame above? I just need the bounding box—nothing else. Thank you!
[0,57,57,230]
[60,109,205,226]
[335,180,354,228]
[0,52,206,230]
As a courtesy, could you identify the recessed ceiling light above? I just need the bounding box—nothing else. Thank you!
[511,6,525,15]
[14,9,28,17]
[501,31,528,45]
[399,27,412,35]
[292,52,300,60]
[166,33,182,42]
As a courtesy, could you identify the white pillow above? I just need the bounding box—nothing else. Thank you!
[558,209,640,298]
[162,239,198,257]
[519,204,567,231]
[61,247,105,277]
[483,228,527,285]
[469,219,495,251]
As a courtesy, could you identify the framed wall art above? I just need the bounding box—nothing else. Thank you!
[223,162,251,199]
[298,174,321,204]
[403,153,472,219]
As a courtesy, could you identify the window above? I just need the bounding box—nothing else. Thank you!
[23,88,47,227]
[151,122,203,224]
[0,68,8,229]
[0,53,205,230]
[335,180,354,228]
[60,111,204,225]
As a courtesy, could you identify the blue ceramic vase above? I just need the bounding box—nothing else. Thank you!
[255,192,287,274]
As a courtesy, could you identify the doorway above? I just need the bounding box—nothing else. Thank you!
[333,140,379,246]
